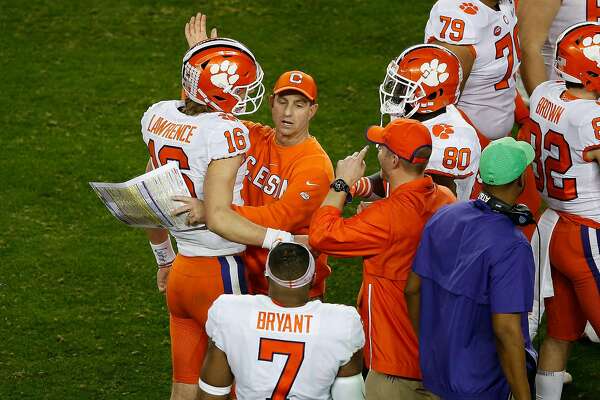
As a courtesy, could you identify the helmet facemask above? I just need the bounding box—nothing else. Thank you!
[230,64,265,115]
[379,61,425,120]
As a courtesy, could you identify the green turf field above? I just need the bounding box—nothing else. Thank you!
[1,0,599,398]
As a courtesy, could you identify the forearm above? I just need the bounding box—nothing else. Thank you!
[145,227,169,244]
[405,292,420,336]
[207,207,268,247]
[495,331,531,400]
[319,189,348,210]
[520,50,548,95]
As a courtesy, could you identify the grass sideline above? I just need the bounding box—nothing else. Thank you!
[1,1,599,398]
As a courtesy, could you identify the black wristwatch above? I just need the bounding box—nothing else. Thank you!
[330,178,352,204]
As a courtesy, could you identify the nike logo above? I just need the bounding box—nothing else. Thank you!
[305,181,319,186]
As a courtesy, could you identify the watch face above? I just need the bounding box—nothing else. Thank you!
[331,179,348,193]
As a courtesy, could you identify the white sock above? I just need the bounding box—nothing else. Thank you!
[535,370,564,400]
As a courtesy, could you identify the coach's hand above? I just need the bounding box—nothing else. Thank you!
[185,12,218,48]
[172,196,206,226]
[157,266,170,293]
[335,146,369,187]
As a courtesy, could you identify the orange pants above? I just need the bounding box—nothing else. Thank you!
[166,254,248,384]
[545,217,600,341]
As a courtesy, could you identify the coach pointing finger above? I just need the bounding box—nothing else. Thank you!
[310,119,455,400]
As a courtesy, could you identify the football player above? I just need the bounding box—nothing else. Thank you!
[199,242,365,400]
[425,0,520,141]
[142,37,294,400]
[353,44,481,202]
[519,0,599,365]
[176,13,334,299]
[519,0,600,96]
[522,22,600,400]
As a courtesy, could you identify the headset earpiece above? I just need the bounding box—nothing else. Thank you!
[477,192,534,226]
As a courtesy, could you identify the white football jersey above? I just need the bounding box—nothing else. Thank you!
[421,105,482,201]
[528,81,600,223]
[543,0,600,79]
[141,100,250,256]
[206,294,365,400]
[425,0,520,140]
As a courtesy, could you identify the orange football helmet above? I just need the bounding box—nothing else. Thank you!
[379,44,462,119]
[555,22,600,93]
[182,38,265,115]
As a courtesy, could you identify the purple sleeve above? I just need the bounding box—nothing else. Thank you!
[490,243,535,314]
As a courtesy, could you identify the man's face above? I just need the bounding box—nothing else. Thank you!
[377,144,396,180]
[270,92,317,139]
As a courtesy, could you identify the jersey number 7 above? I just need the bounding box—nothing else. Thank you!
[258,338,305,400]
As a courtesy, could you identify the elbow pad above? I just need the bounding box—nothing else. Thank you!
[331,373,365,400]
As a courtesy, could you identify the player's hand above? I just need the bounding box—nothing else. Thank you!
[356,201,373,215]
[157,265,171,293]
[185,12,218,48]
[335,146,369,187]
[171,196,206,226]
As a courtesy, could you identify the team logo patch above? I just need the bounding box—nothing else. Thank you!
[431,123,455,140]
[494,26,502,36]
[300,191,310,200]
[459,2,479,15]
[209,60,240,92]
[582,34,600,67]
[420,58,449,88]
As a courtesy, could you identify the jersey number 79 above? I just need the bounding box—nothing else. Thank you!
[258,338,305,400]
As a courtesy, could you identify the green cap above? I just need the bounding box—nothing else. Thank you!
[479,137,535,185]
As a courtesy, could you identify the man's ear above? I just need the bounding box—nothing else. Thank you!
[308,103,318,120]
[269,94,275,108]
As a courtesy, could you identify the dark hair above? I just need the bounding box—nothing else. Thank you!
[181,98,213,116]
[399,146,432,174]
[268,243,311,281]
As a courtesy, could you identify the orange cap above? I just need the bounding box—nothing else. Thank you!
[366,118,432,164]
[273,70,318,101]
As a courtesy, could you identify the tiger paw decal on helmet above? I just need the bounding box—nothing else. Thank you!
[210,60,240,92]
[582,34,600,67]
[420,58,449,88]
[459,2,479,15]
[431,123,455,140]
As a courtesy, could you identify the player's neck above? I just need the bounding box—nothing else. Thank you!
[566,87,599,101]
[269,287,310,307]
[480,0,500,10]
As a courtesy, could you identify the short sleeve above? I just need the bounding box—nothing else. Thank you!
[490,242,535,314]
[205,295,227,351]
[207,118,251,161]
[578,113,600,162]
[140,104,156,145]
[348,308,365,353]
[338,307,365,366]
[427,125,481,178]
[425,0,481,45]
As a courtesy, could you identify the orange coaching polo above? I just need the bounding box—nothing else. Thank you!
[310,176,455,378]
[233,121,334,298]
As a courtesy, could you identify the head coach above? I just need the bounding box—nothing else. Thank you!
[405,137,537,400]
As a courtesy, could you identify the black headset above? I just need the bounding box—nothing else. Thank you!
[477,192,535,226]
